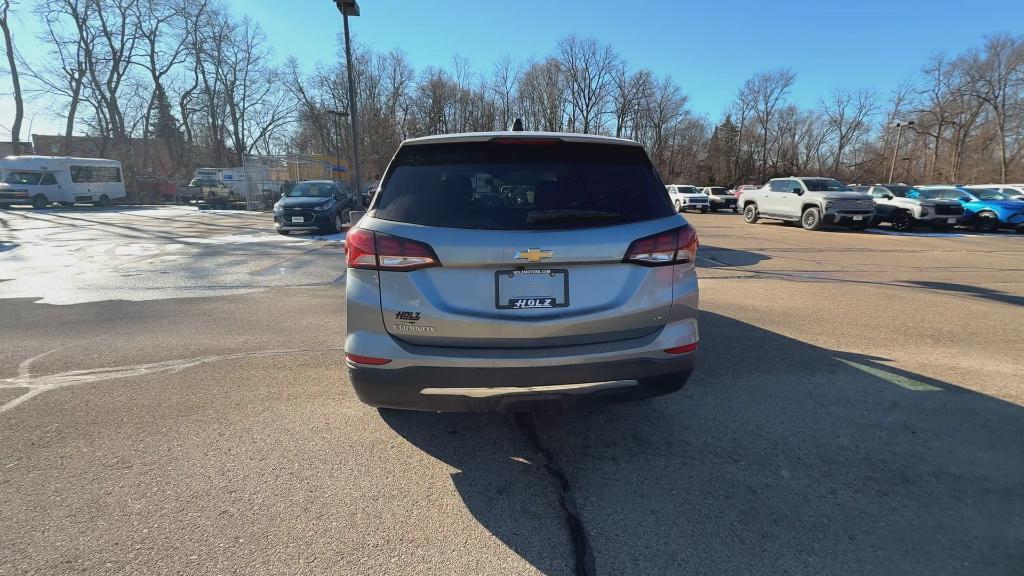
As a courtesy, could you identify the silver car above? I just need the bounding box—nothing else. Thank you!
[344,131,700,411]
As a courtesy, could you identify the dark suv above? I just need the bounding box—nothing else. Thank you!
[273,180,353,234]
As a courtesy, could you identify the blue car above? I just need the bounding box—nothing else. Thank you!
[913,186,1024,232]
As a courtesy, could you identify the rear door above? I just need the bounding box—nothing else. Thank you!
[761,180,787,215]
[365,138,689,348]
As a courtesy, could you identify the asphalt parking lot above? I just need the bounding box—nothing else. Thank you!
[1,206,1022,575]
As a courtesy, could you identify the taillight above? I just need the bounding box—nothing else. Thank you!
[345,227,440,271]
[346,353,392,365]
[623,225,699,266]
[664,342,698,355]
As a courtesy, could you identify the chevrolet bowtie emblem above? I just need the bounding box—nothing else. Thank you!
[514,248,553,262]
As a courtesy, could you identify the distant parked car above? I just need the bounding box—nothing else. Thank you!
[740,176,875,231]
[273,179,353,235]
[360,180,380,207]
[702,187,738,212]
[666,184,710,213]
[731,184,762,201]
[852,183,964,231]
[136,176,176,203]
[914,186,1024,232]
[176,178,235,207]
[964,184,1024,200]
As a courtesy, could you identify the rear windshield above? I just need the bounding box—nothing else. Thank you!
[372,141,674,230]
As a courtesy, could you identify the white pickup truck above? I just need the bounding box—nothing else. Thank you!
[740,177,876,231]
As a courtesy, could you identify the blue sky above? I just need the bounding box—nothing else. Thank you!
[2,0,1021,138]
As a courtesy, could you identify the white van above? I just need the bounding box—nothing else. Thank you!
[0,156,126,209]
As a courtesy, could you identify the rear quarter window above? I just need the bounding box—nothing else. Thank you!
[373,141,675,230]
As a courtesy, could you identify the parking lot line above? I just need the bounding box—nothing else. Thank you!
[834,358,943,392]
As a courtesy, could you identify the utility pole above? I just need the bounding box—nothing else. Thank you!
[332,1,363,210]
[326,109,348,183]
[888,120,915,183]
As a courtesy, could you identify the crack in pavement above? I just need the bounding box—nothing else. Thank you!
[515,413,595,576]
[0,347,344,414]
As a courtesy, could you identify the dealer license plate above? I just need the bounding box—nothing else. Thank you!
[291,216,304,223]
[852,215,864,221]
[496,269,569,309]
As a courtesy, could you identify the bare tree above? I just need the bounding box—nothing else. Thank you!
[963,34,1024,183]
[819,89,877,174]
[489,55,520,131]
[612,67,653,139]
[557,35,618,133]
[0,0,23,146]
[518,58,564,132]
[743,68,797,181]
[31,0,95,149]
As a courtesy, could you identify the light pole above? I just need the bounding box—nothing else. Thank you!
[332,0,363,210]
[326,109,348,182]
[888,120,915,183]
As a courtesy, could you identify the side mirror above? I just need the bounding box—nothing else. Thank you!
[792,187,803,195]
[883,193,893,200]
[959,197,971,203]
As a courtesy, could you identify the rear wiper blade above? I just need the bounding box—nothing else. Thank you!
[526,210,620,223]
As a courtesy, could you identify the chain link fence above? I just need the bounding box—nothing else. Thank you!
[240,154,345,210]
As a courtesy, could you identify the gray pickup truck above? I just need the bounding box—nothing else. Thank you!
[740,177,875,231]
[175,178,238,207]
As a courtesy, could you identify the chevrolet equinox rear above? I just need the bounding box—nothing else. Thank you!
[344,132,699,411]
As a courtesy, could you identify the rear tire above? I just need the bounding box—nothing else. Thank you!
[743,204,759,224]
[31,194,49,209]
[801,206,823,231]
[732,206,739,213]
[97,194,110,207]
[674,199,681,213]
[973,211,998,232]
[277,230,291,236]
[699,206,708,214]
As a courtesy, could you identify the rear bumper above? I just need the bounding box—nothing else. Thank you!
[350,362,694,411]
[346,317,698,411]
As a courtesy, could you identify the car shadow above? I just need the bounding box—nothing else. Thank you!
[906,280,1024,307]
[379,311,1024,575]
[697,245,771,268]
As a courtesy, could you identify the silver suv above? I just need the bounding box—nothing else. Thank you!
[740,177,875,231]
[345,132,700,411]
[852,183,964,231]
